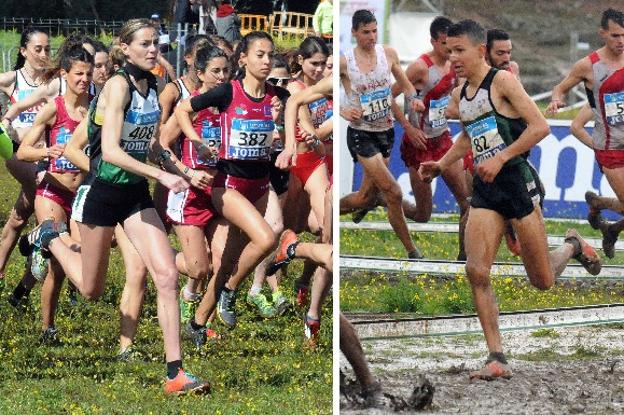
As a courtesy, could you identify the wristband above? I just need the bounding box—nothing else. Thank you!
[158,149,172,168]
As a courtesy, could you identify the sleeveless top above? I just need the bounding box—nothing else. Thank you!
[47,96,81,174]
[459,68,527,168]
[410,54,456,138]
[344,44,393,132]
[586,51,624,150]
[219,79,275,162]
[289,79,332,142]
[10,69,45,129]
[88,69,160,185]
[181,90,220,169]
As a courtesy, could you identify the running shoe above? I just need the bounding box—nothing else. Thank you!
[180,296,200,324]
[585,191,602,227]
[295,282,309,308]
[304,314,321,349]
[8,293,28,310]
[117,345,139,361]
[18,219,65,257]
[352,207,371,224]
[185,321,208,348]
[272,290,289,315]
[469,360,513,381]
[164,369,211,395]
[408,248,424,260]
[246,292,277,318]
[504,223,522,256]
[602,225,620,259]
[217,288,237,328]
[30,248,49,282]
[266,229,299,276]
[565,228,602,275]
[40,326,61,346]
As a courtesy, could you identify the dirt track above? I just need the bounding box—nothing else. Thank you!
[341,325,624,414]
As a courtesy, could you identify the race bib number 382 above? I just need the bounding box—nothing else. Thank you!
[228,118,274,160]
[604,92,624,126]
[465,115,506,165]
[360,88,391,121]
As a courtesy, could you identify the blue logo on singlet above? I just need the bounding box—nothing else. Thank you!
[231,119,274,132]
[201,120,220,139]
[126,110,160,125]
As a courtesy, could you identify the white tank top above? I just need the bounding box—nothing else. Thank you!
[344,44,394,132]
[10,69,45,129]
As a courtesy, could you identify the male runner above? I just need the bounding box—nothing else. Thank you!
[339,9,424,259]
[547,8,624,257]
[389,16,469,260]
[486,28,520,78]
[421,19,602,380]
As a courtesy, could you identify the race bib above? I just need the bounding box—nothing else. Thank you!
[121,110,159,157]
[604,93,624,126]
[15,90,43,125]
[198,120,221,166]
[360,87,391,122]
[428,96,449,128]
[309,97,330,127]
[53,127,78,172]
[465,115,506,165]
[228,118,274,160]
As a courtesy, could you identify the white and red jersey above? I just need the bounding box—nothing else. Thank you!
[587,51,624,150]
[219,79,275,161]
[181,90,221,169]
[410,54,456,138]
[344,44,394,132]
[47,96,80,173]
[10,69,45,129]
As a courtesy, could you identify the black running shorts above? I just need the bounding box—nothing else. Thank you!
[71,175,155,227]
[471,161,544,220]
[346,126,394,163]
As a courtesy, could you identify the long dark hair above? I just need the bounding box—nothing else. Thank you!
[14,27,49,70]
[290,36,329,74]
[231,31,274,81]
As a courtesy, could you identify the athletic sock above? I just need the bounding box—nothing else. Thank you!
[564,236,582,257]
[249,284,262,296]
[190,318,204,331]
[167,360,183,379]
[12,282,31,301]
[485,351,508,365]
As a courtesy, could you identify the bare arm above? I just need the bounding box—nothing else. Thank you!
[546,57,591,114]
[159,82,182,125]
[569,103,595,148]
[477,71,550,183]
[64,117,90,171]
[0,70,16,96]
[16,101,56,161]
[157,54,177,81]
[3,78,60,123]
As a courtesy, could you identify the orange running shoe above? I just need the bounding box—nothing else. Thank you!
[164,369,211,395]
[565,228,602,275]
[266,229,299,276]
[469,360,513,381]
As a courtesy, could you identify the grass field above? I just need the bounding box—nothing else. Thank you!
[340,209,624,315]
[0,162,332,414]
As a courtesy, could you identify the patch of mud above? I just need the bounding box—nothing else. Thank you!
[341,326,624,414]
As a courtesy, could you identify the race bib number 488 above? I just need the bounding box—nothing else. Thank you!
[228,118,274,160]
[466,115,506,165]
